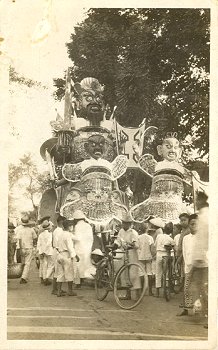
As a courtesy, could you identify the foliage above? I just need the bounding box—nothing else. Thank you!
[9,66,47,89]
[54,8,209,158]
[8,153,52,214]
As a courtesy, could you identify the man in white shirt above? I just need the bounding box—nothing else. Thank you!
[178,213,198,316]
[36,220,54,286]
[17,216,37,284]
[56,219,79,297]
[73,210,95,286]
[51,215,67,295]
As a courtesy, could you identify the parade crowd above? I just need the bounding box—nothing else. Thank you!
[8,190,208,327]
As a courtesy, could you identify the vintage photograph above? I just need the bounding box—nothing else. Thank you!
[2,1,216,349]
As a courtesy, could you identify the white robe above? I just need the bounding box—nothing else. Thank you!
[74,221,95,279]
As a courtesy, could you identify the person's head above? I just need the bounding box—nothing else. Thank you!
[157,135,181,162]
[141,222,149,234]
[41,220,51,230]
[84,134,105,160]
[73,210,86,224]
[62,219,74,231]
[56,215,65,228]
[179,213,189,228]
[121,214,132,231]
[164,222,173,235]
[188,213,198,234]
[148,217,165,231]
[196,191,209,210]
[173,223,182,237]
[38,216,50,226]
[8,222,15,231]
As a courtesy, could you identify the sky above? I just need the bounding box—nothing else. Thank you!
[3,0,88,167]
[1,0,88,212]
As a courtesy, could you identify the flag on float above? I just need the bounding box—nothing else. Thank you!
[113,119,147,168]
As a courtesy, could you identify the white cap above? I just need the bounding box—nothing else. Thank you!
[149,217,165,228]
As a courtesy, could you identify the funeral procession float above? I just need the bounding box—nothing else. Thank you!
[7,69,208,282]
[38,71,208,227]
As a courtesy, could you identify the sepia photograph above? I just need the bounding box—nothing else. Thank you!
[1,1,217,349]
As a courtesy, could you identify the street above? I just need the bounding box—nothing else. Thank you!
[7,263,208,341]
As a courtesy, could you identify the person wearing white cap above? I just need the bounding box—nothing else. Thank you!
[72,210,95,286]
[36,220,54,285]
[151,217,175,297]
[114,213,141,299]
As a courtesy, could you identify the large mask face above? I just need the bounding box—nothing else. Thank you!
[74,78,105,126]
[157,137,181,162]
[85,135,105,159]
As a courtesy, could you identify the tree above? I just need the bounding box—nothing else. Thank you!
[54,8,209,158]
[8,154,51,219]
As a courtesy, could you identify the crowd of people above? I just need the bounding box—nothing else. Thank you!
[8,190,208,327]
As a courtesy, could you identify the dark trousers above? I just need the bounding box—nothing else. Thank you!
[191,267,208,315]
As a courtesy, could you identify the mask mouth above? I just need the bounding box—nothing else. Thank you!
[89,104,101,112]
[168,152,176,158]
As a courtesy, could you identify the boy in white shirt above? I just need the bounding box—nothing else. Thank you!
[154,220,175,297]
[138,222,155,296]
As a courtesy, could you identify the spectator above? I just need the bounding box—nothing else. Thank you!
[114,214,141,300]
[51,215,66,295]
[56,219,79,297]
[36,220,54,286]
[177,214,198,316]
[173,224,182,253]
[8,222,16,264]
[176,213,190,287]
[73,210,95,286]
[191,191,209,327]
[137,222,155,296]
[17,215,37,284]
[153,218,175,297]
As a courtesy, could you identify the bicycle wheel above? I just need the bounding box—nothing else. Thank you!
[162,272,171,301]
[95,261,112,301]
[114,263,146,310]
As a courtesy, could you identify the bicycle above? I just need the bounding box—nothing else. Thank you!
[94,244,147,309]
[162,244,181,301]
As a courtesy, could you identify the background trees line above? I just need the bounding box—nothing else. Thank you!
[54,8,209,159]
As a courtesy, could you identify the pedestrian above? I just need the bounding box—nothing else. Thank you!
[137,222,155,296]
[176,213,190,286]
[51,215,67,295]
[72,210,95,286]
[177,213,198,316]
[153,217,175,297]
[56,219,80,297]
[17,215,37,284]
[148,217,165,286]
[173,224,182,253]
[38,216,52,234]
[190,191,208,327]
[114,213,141,300]
[36,219,54,286]
[8,222,17,264]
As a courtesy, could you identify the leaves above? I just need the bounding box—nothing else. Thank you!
[8,153,52,213]
[54,8,209,158]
